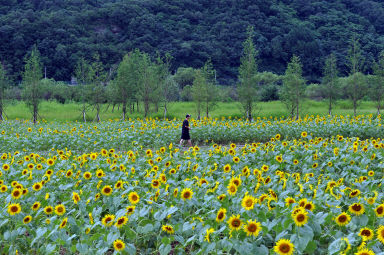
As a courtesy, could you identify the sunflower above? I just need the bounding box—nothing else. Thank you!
[44,206,53,215]
[275,155,283,163]
[59,218,68,229]
[173,188,178,197]
[181,188,193,200]
[301,131,307,138]
[83,172,92,179]
[223,164,231,173]
[227,183,237,196]
[355,248,375,255]
[349,203,365,216]
[151,179,160,189]
[72,192,81,204]
[162,224,174,234]
[0,185,7,192]
[126,205,135,215]
[335,212,351,226]
[285,197,296,207]
[113,239,125,252]
[377,225,384,244]
[375,204,384,217]
[23,215,32,224]
[96,169,104,178]
[55,204,66,216]
[244,219,261,237]
[204,228,214,242]
[304,201,315,212]
[292,210,308,227]
[128,192,140,204]
[359,227,374,241]
[31,202,41,211]
[115,216,128,228]
[2,164,10,171]
[227,214,242,231]
[32,182,42,191]
[350,189,361,198]
[241,195,255,210]
[101,214,115,227]
[11,189,22,200]
[216,208,227,223]
[101,185,113,196]
[274,239,294,255]
[233,156,240,163]
[65,170,73,178]
[7,203,21,216]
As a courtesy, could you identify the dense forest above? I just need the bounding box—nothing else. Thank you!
[1,0,384,84]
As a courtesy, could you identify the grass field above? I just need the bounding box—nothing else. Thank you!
[2,100,381,121]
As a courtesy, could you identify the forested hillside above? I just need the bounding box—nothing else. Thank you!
[1,0,384,84]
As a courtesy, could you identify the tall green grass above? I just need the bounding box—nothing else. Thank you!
[2,100,381,121]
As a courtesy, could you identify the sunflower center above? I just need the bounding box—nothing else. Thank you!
[338,215,347,222]
[184,191,191,198]
[279,244,291,253]
[352,204,361,211]
[361,230,371,236]
[232,219,240,227]
[297,214,305,222]
[248,224,257,232]
[377,207,383,214]
[245,199,253,207]
[118,219,124,224]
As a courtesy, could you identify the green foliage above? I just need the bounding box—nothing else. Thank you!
[371,50,384,114]
[280,55,306,119]
[0,64,8,120]
[22,47,43,123]
[322,54,340,115]
[238,26,259,120]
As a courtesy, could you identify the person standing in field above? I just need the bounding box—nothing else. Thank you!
[180,114,192,147]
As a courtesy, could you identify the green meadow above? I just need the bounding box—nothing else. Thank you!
[1,100,381,122]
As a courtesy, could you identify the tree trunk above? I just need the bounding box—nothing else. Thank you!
[164,102,167,120]
[144,100,149,117]
[33,104,38,124]
[329,96,332,115]
[0,103,3,121]
[122,103,126,121]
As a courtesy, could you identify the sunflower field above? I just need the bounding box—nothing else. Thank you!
[0,115,384,254]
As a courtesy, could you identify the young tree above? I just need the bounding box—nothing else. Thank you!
[371,51,384,114]
[136,51,156,117]
[238,26,259,121]
[280,55,306,119]
[75,58,92,122]
[191,69,206,120]
[88,54,107,122]
[0,64,8,121]
[201,59,219,118]
[114,52,139,120]
[322,54,339,115]
[22,47,43,124]
[346,35,365,116]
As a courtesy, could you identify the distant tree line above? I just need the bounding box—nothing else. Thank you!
[1,29,384,122]
[1,0,384,84]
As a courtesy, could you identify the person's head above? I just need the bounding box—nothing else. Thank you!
[186,114,191,119]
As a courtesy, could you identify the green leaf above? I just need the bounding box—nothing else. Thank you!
[126,243,136,255]
[159,244,171,255]
[76,243,89,254]
[107,232,119,245]
[142,223,154,234]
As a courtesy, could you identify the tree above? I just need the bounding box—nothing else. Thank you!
[238,26,259,121]
[346,35,366,116]
[88,54,107,122]
[280,55,306,119]
[371,51,384,114]
[191,69,206,120]
[322,54,339,115]
[136,51,156,117]
[114,52,139,120]
[0,63,7,121]
[75,58,92,122]
[201,59,219,118]
[22,47,43,124]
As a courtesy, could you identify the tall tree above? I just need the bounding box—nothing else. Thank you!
[201,59,218,118]
[0,63,7,121]
[88,54,107,122]
[280,55,306,119]
[114,52,139,120]
[75,58,92,122]
[346,35,366,116]
[22,47,43,124]
[322,54,339,115]
[191,69,206,120]
[238,26,259,121]
[371,50,384,114]
[136,51,156,117]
